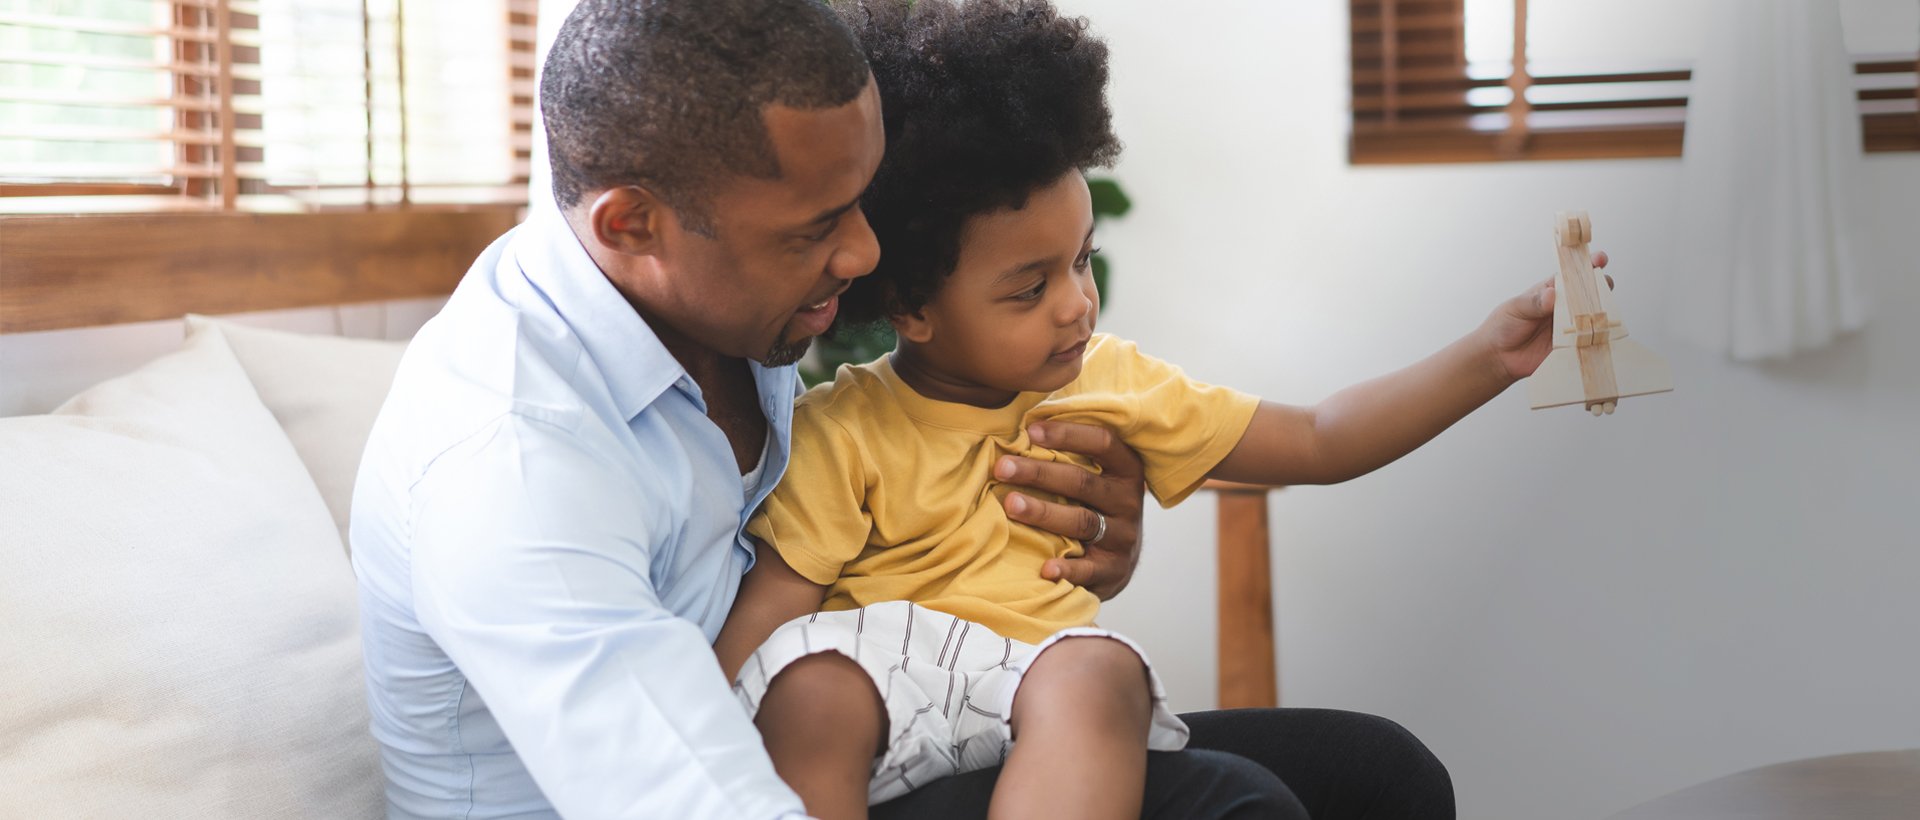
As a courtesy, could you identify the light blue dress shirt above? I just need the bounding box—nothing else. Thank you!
[351,208,808,820]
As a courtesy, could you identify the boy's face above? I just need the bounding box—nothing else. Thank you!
[895,171,1101,396]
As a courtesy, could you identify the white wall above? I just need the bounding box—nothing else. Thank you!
[1086,1,1920,819]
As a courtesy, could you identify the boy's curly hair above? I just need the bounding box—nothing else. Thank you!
[831,0,1121,331]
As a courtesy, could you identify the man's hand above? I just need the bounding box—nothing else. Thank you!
[1482,251,1612,381]
[992,421,1146,600]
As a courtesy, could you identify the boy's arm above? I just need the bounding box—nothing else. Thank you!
[715,538,829,683]
[1211,259,1608,487]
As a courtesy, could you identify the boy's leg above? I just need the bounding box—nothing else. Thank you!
[989,636,1152,820]
[755,652,889,820]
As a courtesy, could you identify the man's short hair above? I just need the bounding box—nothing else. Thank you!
[540,0,871,235]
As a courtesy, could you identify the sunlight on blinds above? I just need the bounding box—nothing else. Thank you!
[0,0,262,207]
[0,0,527,211]
[262,0,519,208]
[0,0,172,182]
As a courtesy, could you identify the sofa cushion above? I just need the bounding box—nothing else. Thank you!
[0,320,381,819]
[194,315,408,553]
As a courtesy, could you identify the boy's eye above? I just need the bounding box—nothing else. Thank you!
[1014,279,1047,301]
[1074,247,1101,270]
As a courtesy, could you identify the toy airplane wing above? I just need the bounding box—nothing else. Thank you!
[1526,211,1673,415]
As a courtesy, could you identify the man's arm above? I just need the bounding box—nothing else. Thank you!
[714,540,828,682]
[1210,260,1611,486]
[409,414,805,820]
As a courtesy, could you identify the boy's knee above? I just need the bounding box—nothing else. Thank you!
[759,652,886,742]
[1041,636,1147,676]
[1022,636,1150,709]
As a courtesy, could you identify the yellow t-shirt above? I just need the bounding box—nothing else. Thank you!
[746,334,1261,644]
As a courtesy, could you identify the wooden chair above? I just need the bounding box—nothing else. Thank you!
[1202,480,1281,709]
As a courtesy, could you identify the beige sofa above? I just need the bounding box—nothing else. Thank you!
[0,316,406,819]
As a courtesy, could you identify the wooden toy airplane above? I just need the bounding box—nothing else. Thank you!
[1526,211,1672,415]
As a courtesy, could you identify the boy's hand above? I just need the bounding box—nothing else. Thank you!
[1482,251,1611,381]
[993,421,1146,601]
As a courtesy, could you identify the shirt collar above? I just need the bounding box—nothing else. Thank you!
[512,207,684,421]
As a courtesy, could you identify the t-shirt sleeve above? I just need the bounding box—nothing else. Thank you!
[1101,339,1261,508]
[746,402,872,585]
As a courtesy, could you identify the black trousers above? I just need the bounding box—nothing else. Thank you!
[869,708,1455,820]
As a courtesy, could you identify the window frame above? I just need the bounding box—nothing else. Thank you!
[1348,0,1919,165]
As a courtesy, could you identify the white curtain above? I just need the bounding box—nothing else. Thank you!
[1668,0,1868,361]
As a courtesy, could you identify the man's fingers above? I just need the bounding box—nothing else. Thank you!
[1026,421,1142,478]
[1043,553,1130,600]
[1043,555,1100,585]
[995,457,1109,510]
[1003,492,1103,542]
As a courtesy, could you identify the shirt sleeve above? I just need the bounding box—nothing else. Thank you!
[409,412,805,820]
[1065,338,1262,508]
[745,402,872,585]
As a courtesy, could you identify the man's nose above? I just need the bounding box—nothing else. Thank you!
[830,206,880,281]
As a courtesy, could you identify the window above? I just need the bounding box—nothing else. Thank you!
[0,0,261,207]
[0,0,536,212]
[1858,54,1919,152]
[1348,0,1919,164]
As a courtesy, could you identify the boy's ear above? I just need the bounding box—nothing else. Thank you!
[888,308,934,344]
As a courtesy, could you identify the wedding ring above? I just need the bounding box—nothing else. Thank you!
[1088,513,1109,544]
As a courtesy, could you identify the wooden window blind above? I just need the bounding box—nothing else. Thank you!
[508,0,533,186]
[1349,0,1919,165]
[0,1,262,207]
[0,0,535,212]
[1856,52,1920,152]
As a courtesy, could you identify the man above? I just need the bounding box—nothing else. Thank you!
[352,1,1452,818]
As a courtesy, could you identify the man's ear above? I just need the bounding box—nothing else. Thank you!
[587,186,674,257]
[889,307,934,344]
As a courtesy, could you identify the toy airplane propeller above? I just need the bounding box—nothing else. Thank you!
[1526,211,1672,415]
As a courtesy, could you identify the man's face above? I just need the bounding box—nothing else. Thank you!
[658,80,885,366]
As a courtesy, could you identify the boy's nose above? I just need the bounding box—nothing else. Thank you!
[1056,285,1093,326]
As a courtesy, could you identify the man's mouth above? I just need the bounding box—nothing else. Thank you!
[792,290,842,337]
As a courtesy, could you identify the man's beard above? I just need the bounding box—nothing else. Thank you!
[761,333,813,368]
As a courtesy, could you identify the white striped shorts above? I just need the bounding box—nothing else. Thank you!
[732,600,1190,804]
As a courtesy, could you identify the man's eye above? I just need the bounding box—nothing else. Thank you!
[803,220,839,243]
